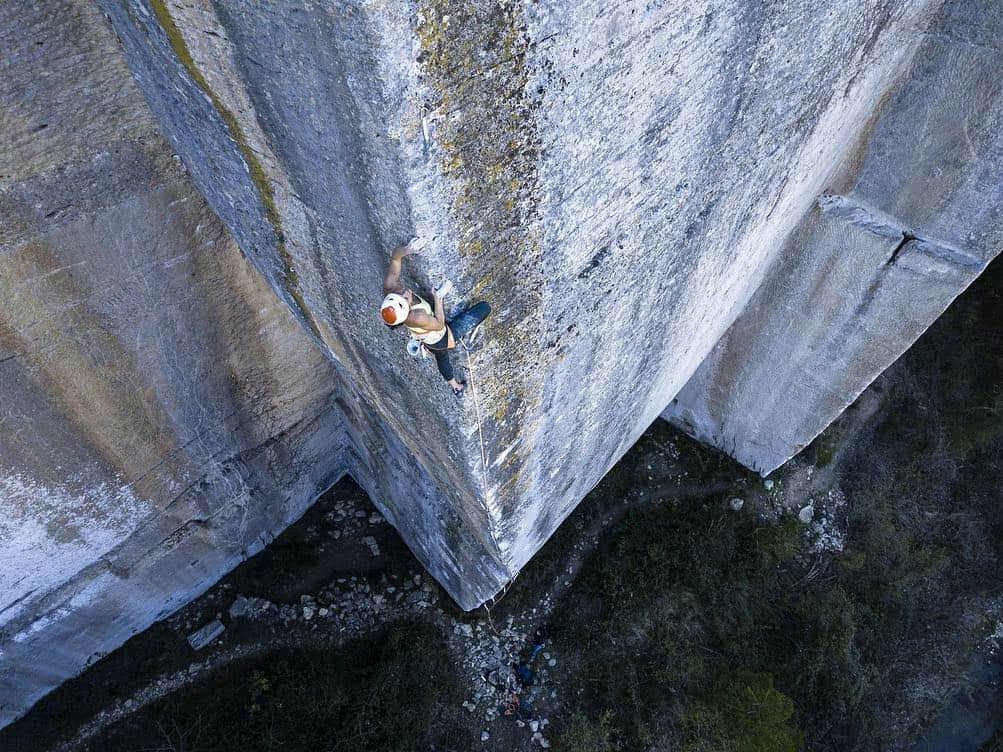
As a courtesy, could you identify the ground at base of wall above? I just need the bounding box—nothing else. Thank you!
[4,260,1003,752]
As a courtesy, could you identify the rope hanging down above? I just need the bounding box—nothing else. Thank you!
[462,332,517,609]
[461,339,491,504]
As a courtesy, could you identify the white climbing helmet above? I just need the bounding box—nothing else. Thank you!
[381,293,410,325]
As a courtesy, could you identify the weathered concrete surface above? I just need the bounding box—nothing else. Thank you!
[0,0,353,727]
[5,0,999,728]
[504,0,941,568]
[0,0,513,728]
[663,0,1003,473]
[96,0,939,604]
[95,0,512,608]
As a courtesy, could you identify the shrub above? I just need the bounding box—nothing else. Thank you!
[559,711,619,752]
[681,671,804,752]
[755,514,803,561]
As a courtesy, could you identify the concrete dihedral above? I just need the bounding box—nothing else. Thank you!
[1,0,999,729]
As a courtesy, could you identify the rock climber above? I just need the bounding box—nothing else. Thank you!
[381,239,490,397]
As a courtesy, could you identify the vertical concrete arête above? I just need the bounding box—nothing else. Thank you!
[94,0,941,600]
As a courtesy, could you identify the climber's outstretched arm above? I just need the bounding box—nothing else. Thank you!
[383,238,428,295]
[383,245,410,295]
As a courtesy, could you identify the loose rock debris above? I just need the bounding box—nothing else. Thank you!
[196,488,561,749]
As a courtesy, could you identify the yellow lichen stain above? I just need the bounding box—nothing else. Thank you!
[492,401,509,422]
[485,163,501,181]
[414,0,547,499]
[459,238,484,258]
[494,473,521,495]
[443,153,464,174]
[148,0,326,345]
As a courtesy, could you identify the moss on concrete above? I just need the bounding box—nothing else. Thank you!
[415,0,545,522]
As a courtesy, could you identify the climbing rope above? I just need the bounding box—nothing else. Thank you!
[462,335,518,610]
[461,339,491,504]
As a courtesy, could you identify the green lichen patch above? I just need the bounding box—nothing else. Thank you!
[416,0,546,508]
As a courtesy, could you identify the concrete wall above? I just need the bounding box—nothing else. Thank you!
[0,0,509,726]
[0,0,351,726]
[506,0,939,567]
[4,0,996,727]
[664,0,1003,473]
[96,0,938,604]
[94,0,512,608]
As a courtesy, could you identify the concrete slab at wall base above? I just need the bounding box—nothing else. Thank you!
[664,0,1003,474]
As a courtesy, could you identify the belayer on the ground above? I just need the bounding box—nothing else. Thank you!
[381,239,491,397]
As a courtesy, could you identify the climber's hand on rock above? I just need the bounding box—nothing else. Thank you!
[392,237,427,261]
[434,279,453,298]
[433,280,451,327]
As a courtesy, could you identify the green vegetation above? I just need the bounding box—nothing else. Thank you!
[812,437,836,469]
[87,622,467,752]
[560,711,618,752]
[553,496,819,750]
[681,671,803,752]
[553,465,997,750]
[553,258,1003,751]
